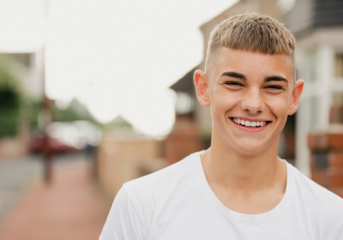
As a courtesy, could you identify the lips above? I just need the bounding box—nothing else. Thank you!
[230,117,271,128]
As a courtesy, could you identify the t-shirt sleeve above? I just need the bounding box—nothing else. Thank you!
[99,187,147,240]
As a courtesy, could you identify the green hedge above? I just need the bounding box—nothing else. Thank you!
[0,57,23,138]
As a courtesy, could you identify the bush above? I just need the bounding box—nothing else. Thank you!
[0,57,23,137]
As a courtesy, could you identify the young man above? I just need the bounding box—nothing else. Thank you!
[100,13,343,239]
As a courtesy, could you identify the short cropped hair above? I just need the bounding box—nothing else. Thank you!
[205,13,296,76]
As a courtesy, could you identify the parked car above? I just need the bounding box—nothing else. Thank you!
[29,135,76,154]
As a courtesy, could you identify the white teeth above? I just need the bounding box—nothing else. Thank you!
[232,118,267,128]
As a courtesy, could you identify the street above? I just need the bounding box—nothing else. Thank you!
[0,153,110,240]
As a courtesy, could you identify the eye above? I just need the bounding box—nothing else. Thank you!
[225,81,244,86]
[264,85,285,93]
[266,85,283,89]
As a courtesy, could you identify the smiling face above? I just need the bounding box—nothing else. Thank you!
[194,48,304,156]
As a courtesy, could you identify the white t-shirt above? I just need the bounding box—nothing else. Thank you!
[100,152,343,240]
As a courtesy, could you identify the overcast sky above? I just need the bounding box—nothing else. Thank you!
[0,0,246,137]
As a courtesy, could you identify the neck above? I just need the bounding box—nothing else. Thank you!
[201,129,286,194]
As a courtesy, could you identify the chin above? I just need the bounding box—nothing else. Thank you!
[236,145,267,157]
[228,138,273,156]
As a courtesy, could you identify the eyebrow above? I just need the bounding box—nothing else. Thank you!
[221,71,246,81]
[265,75,288,83]
[221,71,288,83]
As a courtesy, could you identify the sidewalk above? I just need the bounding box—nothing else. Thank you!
[0,156,40,224]
[0,154,110,240]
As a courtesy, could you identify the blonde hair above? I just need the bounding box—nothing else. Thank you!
[205,13,296,74]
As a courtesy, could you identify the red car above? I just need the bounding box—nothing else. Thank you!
[29,136,76,154]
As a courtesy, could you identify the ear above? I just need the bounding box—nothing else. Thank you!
[194,70,211,107]
[288,79,304,115]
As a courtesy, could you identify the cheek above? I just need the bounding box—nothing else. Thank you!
[212,91,240,114]
[266,96,290,122]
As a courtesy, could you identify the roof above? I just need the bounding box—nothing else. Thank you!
[169,67,197,95]
[284,0,343,38]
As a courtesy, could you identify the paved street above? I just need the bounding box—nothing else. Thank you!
[0,153,110,240]
[0,156,41,225]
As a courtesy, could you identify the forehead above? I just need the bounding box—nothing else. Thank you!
[209,47,294,83]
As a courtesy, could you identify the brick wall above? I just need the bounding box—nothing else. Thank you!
[96,132,163,200]
[164,115,203,165]
[308,133,343,197]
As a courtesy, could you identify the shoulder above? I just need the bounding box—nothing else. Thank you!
[122,151,201,212]
[124,151,199,193]
[289,164,343,237]
[291,165,343,209]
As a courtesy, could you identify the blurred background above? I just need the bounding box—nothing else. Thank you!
[0,0,343,239]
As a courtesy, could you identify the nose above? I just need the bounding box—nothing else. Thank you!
[241,87,265,114]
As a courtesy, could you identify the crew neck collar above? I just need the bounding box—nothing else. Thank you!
[192,151,294,222]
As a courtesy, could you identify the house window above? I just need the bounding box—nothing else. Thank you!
[309,96,318,130]
[330,93,343,124]
[335,53,343,78]
[306,50,317,82]
[175,92,195,115]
